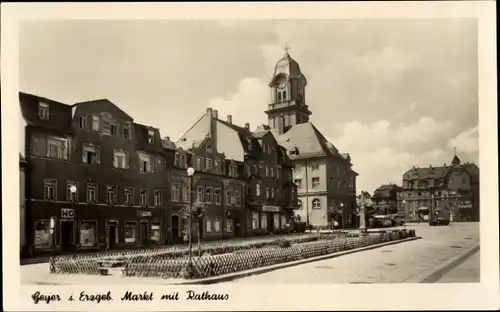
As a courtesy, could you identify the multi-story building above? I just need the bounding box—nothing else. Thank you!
[371,184,403,215]
[398,153,480,222]
[175,108,297,237]
[20,92,173,256]
[255,51,358,229]
[20,155,28,257]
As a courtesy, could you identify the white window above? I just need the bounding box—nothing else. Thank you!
[256,183,261,196]
[312,198,321,209]
[148,130,155,144]
[79,115,87,129]
[274,213,280,229]
[182,185,189,202]
[82,144,99,164]
[276,188,281,199]
[266,187,270,199]
[225,190,232,205]
[271,188,275,199]
[229,164,238,177]
[113,150,129,169]
[92,115,102,132]
[259,163,263,176]
[214,188,221,205]
[140,189,148,206]
[206,218,212,233]
[214,219,221,232]
[39,102,50,120]
[107,186,117,204]
[171,184,180,202]
[87,183,97,203]
[197,186,204,203]
[205,187,213,203]
[226,218,234,233]
[123,122,132,139]
[67,181,78,202]
[297,199,303,209]
[281,215,287,228]
[271,168,274,178]
[277,166,281,178]
[294,179,302,188]
[44,179,57,200]
[139,153,154,173]
[103,120,118,136]
[260,213,267,229]
[196,157,204,171]
[125,222,137,243]
[206,158,213,171]
[265,166,269,177]
[312,177,320,188]
[252,212,259,229]
[154,190,162,206]
[234,189,241,206]
[150,222,161,242]
[125,187,134,205]
[47,137,68,160]
[80,221,97,247]
[214,160,221,174]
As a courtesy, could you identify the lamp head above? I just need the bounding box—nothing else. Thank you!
[70,185,77,194]
[187,167,195,176]
[50,217,55,229]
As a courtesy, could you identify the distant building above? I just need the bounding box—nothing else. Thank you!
[399,152,480,222]
[357,191,373,207]
[255,51,358,229]
[371,184,403,215]
[175,108,297,238]
[20,92,173,256]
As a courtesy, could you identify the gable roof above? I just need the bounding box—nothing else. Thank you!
[19,92,73,134]
[73,99,133,120]
[403,162,479,182]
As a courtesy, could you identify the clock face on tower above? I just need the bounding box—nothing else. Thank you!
[278,82,287,89]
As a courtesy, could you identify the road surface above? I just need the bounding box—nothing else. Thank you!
[224,222,479,284]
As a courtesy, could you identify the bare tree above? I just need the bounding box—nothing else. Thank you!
[181,201,208,257]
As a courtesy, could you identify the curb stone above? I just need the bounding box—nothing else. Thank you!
[172,236,422,285]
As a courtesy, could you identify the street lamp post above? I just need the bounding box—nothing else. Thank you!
[340,202,344,229]
[186,167,195,265]
[402,200,407,228]
[49,216,56,272]
[69,185,77,256]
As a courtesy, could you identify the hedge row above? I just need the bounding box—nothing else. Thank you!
[123,230,415,280]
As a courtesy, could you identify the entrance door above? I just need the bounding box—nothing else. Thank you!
[234,221,240,237]
[107,222,118,249]
[140,221,148,246]
[269,214,274,232]
[171,215,180,242]
[60,220,74,252]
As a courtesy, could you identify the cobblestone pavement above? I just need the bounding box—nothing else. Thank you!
[20,222,479,285]
[226,222,479,284]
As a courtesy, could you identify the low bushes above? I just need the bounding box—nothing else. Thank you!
[123,230,413,280]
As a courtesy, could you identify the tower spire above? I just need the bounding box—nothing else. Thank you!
[453,146,457,156]
[284,42,290,54]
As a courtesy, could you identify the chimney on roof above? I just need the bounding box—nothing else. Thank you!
[227,115,232,124]
[244,123,250,130]
[164,136,170,141]
[212,110,218,119]
[207,107,213,115]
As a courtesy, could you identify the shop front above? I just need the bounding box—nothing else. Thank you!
[29,202,164,256]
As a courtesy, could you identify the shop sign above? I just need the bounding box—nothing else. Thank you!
[137,210,152,217]
[458,204,472,209]
[61,208,75,219]
[262,205,280,213]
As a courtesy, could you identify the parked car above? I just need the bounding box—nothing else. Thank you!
[389,214,405,226]
[372,215,392,228]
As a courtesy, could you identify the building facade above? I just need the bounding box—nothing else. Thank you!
[20,93,173,256]
[372,184,403,215]
[398,153,480,222]
[260,51,358,229]
[20,155,28,257]
[175,108,297,237]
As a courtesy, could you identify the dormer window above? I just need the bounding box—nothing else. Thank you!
[39,102,50,120]
[148,130,155,144]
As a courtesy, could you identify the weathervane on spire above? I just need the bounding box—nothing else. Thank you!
[284,42,290,54]
[453,146,457,156]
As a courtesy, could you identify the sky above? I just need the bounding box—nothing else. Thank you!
[19,19,479,194]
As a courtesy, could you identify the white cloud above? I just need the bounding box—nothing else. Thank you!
[448,126,478,154]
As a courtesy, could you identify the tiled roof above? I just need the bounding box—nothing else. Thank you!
[19,92,73,134]
[403,162,479,182]
[133,123,165,154]
[73,99,132,120]
[161,139,176,150]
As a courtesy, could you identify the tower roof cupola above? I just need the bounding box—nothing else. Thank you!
[269,43,307,86]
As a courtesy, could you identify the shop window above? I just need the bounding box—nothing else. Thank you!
[150,222,161,242]
[260,213,267,229]
[252,212,259,230]
[34,220,52,249]
[226,218,234,233]
[214,219,221,232]
[125,222,137,243]
[273,213,280,229]
[79,221,97,247]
